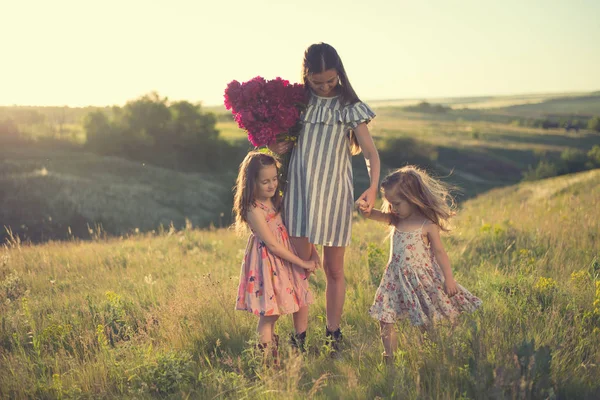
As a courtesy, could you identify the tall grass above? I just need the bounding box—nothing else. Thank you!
[1,170,599,398]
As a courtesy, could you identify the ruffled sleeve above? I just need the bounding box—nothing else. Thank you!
[344,102,376,129]
[301,100,376,129]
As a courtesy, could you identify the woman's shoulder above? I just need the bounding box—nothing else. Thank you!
[303,97,375,126]
[343,100,375,115]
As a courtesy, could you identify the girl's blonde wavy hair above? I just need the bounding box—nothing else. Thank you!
[232,151,282,235]
[381,165,456,231]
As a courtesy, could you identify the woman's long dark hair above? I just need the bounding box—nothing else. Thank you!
[302,42,363,155]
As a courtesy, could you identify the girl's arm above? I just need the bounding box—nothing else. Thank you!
[247,208,316,271]
[354,122,381,213]
[356,202,393,224]
[426,224,458,296]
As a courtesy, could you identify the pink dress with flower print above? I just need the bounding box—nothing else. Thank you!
[369,224,482,325]
[236,202,313,316]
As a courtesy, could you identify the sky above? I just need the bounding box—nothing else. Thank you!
[1,0,599,107]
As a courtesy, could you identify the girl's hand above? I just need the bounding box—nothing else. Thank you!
[302,260,318,273]
[444,278,458,297]
[357,186,377,213]
[355,199,371,217]
[268,141,293,155]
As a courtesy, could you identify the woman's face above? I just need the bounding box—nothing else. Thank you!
[307,69,339,97]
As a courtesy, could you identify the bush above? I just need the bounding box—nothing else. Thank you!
[142,351,195,394]
[83,93,236,172]
[587,145,600,167]
[560,148,588,173]
[522,160,559,181]
[588,116,600,132]
[0,118,23,144]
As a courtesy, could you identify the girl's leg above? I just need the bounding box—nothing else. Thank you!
[323,246,346,331]
[293,305,309,334]
[380,321,398,361]
[291,306,309,352]
[257,315,280,365]
[257,315,279,344]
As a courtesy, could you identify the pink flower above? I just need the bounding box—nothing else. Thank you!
[223,76,308,147]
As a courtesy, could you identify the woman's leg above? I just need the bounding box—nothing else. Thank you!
[323,246,346,331]
[290,237,312,350]
[290,236,312,334]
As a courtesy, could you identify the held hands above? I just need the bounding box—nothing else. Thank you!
[302,260,319,273]
[357,187,377,213]
[444,278,458,297]
[355,199,371,217]
[303,245,322,278]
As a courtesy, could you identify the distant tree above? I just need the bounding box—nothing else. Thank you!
[522,160,559,181]
[588,116,600,132]
[560,148,588,173]
[404,101,451,113]
[83,93,232,171]
[0,118,22,143]
[588,145,600,167]
[84,110,119,154]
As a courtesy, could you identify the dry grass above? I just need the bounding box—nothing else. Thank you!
[1,170,599,398]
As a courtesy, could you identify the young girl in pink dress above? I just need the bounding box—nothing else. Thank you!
[357,166,482,364]
[234,152,319,360]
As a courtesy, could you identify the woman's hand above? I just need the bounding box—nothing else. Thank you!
[268,141,293,155]
[357,186,378,213]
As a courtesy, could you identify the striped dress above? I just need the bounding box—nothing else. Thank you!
[283,92,376,247]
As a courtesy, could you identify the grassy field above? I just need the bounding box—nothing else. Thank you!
[1,169,599,399]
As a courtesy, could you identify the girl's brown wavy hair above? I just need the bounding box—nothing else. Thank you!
[232,151,281,234]
[381,165,456,231]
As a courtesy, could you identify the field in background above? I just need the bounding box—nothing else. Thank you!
[2,91,599,243]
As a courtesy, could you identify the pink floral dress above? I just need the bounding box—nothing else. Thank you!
[236,201,313,316]
[369,223,482,325]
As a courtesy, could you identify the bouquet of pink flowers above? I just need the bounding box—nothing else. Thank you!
[224,76,307,189]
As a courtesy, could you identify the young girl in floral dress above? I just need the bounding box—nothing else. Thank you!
[357,166,482,364]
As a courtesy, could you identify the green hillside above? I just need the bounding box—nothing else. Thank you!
[1,170,598,398]
[0,144,234,242]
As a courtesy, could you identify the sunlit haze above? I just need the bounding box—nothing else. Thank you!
[2,0,599,107]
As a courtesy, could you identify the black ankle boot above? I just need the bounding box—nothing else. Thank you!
[325,326,343,354]
[290,331,307,353]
